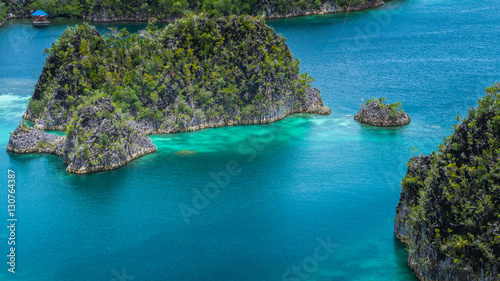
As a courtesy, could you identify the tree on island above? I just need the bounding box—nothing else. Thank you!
[2,0,383,22]
[395,83,500,280]
[0,2,7,26]
[364,97,404,118]
[355,97,410,126]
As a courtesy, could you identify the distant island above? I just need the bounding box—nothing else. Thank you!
[354,97,410,126]
[0,2,6,27]
[395,84,500,280]
[3,0,388,22]
[7,15,330,173]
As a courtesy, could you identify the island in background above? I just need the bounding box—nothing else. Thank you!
[2,0,390,23]
[0,1,6,27]
[7,15,330,173]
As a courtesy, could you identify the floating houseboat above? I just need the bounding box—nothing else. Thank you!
[32,10,50,26]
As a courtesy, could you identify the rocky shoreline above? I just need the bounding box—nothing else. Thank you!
[23,87,331,135]
[16,96,328,174]
[16,88,329,174]
[394,156,497,281]
[5,0,390,23]
[265,0,386,20]
[7,124,65,155]
[10,99,158,174]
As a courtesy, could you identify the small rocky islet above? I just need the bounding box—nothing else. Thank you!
[7,124,65,155]
[7,15,330,173]
[354,98,410,126]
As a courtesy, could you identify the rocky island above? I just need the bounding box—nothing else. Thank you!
[395,84,500,280]
[8,15,330,173]
[354,98,410,126]
[4,0,389,23]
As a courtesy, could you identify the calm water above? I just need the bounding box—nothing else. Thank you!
[0,0,499,280]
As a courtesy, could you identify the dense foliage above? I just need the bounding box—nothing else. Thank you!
[398,84,500,278]
[19,15,328,172]
[364,97,403,117]
[3,0,380,19]
[62,97,156,173]
[26,15,325,133]
[0,1,7,23]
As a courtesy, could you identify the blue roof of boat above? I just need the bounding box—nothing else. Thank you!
[31,10,49,16]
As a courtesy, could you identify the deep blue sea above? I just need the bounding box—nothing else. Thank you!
[0,0,499,280]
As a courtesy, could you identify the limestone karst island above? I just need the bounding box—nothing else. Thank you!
[7,17,330,173]
[1,0,500,280]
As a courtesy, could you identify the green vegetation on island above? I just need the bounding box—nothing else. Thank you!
[395,84,500,280]
[0,2,7,26]
[12,15,330,173]
[63,97,157,173]
[355,97,409,126]
[4,0,384,21]
[364,97,403,117]
[26,15,329,131]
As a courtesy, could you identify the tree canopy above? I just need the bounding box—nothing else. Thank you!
[5,0,380,19]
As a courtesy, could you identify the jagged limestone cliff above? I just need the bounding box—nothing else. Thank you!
[63,97,157,173]
[10,15,330,173]
[395,84,500,281]
[7,124,65,155]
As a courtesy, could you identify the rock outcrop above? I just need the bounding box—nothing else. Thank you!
[264,0,385,19]
[24,17,331,133]
[7,124,65,155]
[394,155,431,241]
[63,98,157,174]
[85,0,388,22]
[395,84,500,281]
[354,100,410,126]
[8,99,157,174]
[12,16,331,174]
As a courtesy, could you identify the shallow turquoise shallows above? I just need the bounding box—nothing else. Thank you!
[1,0,500,280]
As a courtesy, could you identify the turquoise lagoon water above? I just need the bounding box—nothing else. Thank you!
[0,0,499,280]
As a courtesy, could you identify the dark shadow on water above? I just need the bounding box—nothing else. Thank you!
[357,121,411,143]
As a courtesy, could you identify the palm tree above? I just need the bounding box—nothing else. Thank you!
[452,235,469,253]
